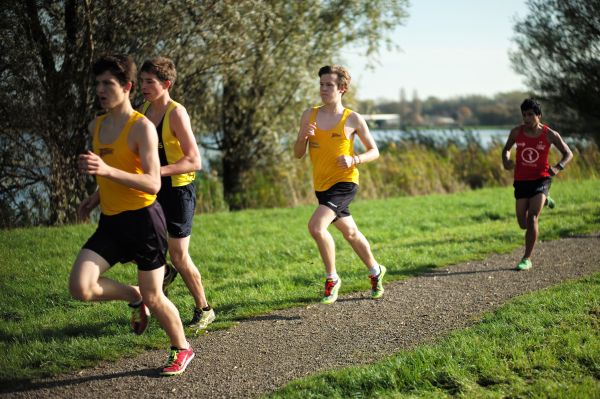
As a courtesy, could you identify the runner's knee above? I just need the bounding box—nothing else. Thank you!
[342,227,359,242]
[69,281,94,302]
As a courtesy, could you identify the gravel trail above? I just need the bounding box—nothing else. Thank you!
[3,233,599,398]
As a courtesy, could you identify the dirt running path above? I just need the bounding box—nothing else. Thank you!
[4,234,600,398]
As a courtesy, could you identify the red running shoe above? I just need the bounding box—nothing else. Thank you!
[161,343,195,376]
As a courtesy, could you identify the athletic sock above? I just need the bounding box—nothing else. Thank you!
[202,305,212,312]
[369,264,381,277]
[326,272,339,282]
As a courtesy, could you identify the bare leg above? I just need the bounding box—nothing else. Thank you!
[333,215,378,269]
[138,267,188,349]
[69,249,140,303]
[169,236,208,309]
[308,205,337,275]
[523,193,546,259]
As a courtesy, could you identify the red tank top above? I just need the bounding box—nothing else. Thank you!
[514,124,551,181]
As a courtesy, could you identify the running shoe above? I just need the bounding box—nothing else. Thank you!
[516,258,532,270]
[545,196,555,209]
[369,265,387,299]
[189,307,216,333]
[162,263,178,296]
[160,343,195,376]
[129,301,150,335]
[320,278,341,304]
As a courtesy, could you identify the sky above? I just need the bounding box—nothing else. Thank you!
[342,0,530,101]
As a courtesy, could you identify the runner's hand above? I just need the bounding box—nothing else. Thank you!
[79,151,109,176]
[337,155,354,169]
[301,122,316,141]
[503,159,515,170]
[78,196,95,221]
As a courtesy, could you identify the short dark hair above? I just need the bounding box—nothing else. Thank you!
[92,54,137,92]
[520,98,542,115]
[318,65,351,94]
[140,57,177,85]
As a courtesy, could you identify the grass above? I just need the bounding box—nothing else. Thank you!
[0,178,599,384]
[268,273,600,398]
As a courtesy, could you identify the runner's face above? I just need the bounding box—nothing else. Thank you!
[320,73,344,104]
[140,72,169,102]
[95,71,129,110]
[522,109,540,128]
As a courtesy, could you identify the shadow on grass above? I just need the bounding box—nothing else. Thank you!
[2,367,162,395]
[0,321,120,343]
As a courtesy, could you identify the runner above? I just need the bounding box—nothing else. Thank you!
[71,54,194,375]
[139,57,215,332]
[294,65,386,304]
[502,98,573,270]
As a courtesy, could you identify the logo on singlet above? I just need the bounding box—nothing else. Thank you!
[521,147,539,164]
[331,133,341,138]
[99,148,113,157]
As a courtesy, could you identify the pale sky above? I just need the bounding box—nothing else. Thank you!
[342,0,529,101]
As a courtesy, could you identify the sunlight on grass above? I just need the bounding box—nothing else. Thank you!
[0,179,598,383]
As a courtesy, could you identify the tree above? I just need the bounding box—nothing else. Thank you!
[1,1,408,226]
[186,1,408,209]
[510,0,600,143]
[0,1,242,226]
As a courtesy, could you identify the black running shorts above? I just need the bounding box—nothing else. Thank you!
[315,182,358,221]
[157,183,196,238]
[82,201,167,271]
[513,178,552,200]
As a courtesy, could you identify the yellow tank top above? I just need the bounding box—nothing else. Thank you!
[141,101,196,187]
[93,111,156,215]
[308,106,359,191]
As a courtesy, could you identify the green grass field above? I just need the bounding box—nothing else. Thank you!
[269,273,600,398]
[0,179,599,386]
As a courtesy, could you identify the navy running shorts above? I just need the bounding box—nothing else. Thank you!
[157,183,196,238]
[513,178,552,200]
[315,182,358,221]
[82,201,167,271]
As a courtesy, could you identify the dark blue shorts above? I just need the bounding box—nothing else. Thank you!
[315,182,358,221]
[513,178,552,199]
[157,183,196,238]
[82,201,167,271]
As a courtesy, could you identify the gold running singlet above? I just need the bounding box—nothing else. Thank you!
[93,111,156,215]
[308,106,359,191]
[141,101,195,188]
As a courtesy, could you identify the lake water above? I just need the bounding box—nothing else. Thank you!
[371,128,508,148]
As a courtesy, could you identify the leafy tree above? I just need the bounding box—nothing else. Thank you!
[0,1,255,226]
[0,1,408,226]
[510,0,600,142]
[190,1,408,209]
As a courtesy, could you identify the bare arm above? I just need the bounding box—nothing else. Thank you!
[78,118,161,194]
[502,127,519,170]
[547,128,573,175]
[161,105,202,176]
[337,111,379,169]
[294,109,315,159]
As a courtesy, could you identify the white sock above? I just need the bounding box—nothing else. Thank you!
[326,272,339,281]
[368,264,381,277]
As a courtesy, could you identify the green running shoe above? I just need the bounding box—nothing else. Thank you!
[162,263,178,297]
[545,196,555,209]
[516,258,532,270]
[189,307,216,334]
[320,278,341,304]
[369,265,387,299]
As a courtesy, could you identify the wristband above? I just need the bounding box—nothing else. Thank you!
[556,162,565,170]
